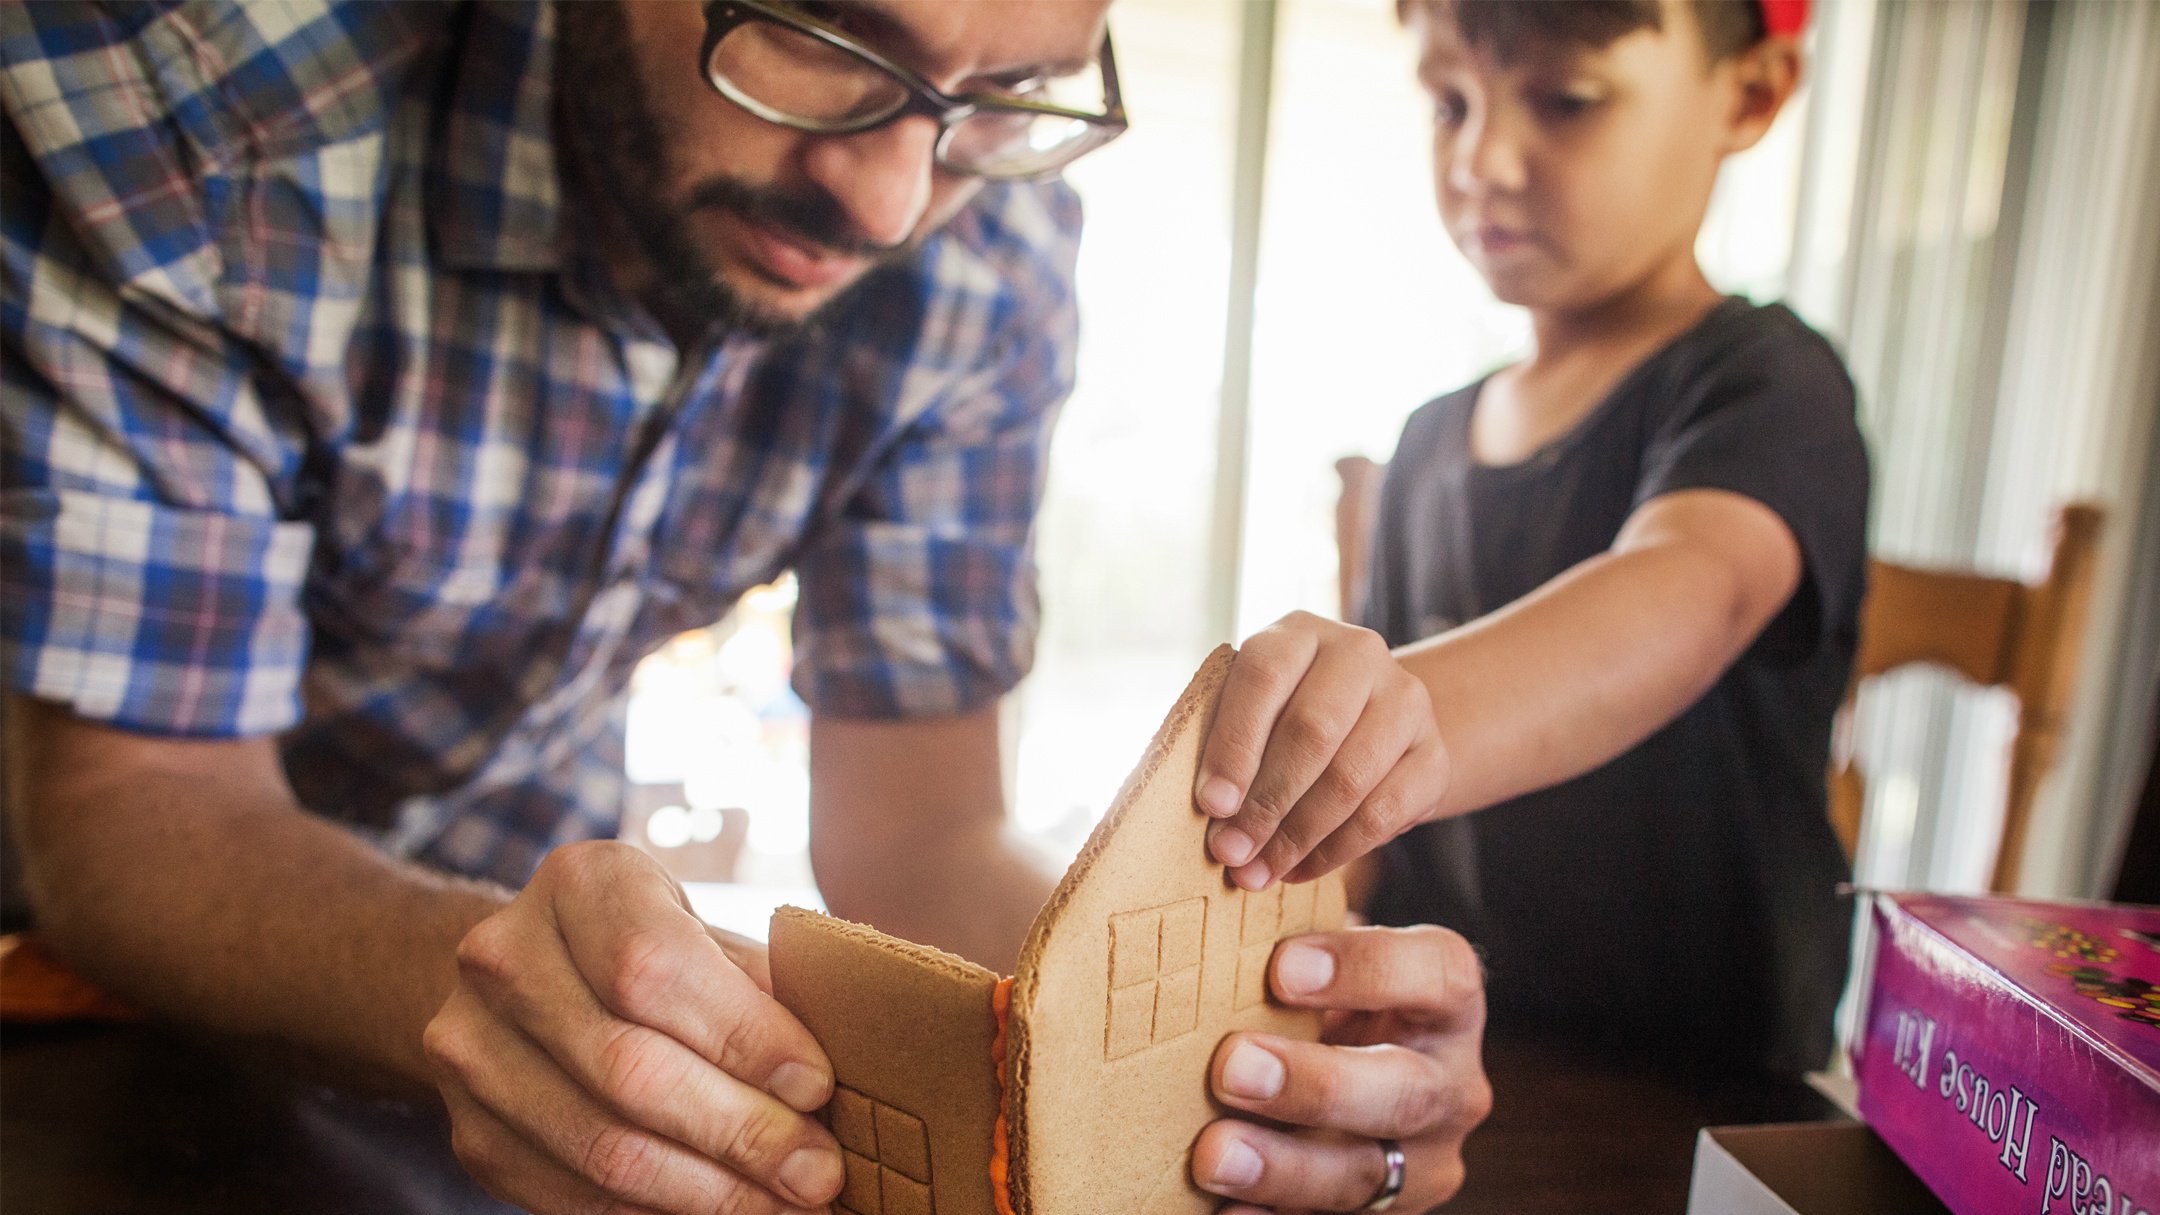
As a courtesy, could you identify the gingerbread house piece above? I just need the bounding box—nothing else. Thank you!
[770,646,1347,1215]
[1003,645,1348,1215]
[769,910,1002,1215]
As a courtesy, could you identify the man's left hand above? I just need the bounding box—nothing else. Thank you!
[1192,924,1490,1213]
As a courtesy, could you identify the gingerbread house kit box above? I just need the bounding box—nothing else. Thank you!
[1851,892,2160,1215]
[770,647,1348,1215]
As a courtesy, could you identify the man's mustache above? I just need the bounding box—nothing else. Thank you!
[682,176,906,259]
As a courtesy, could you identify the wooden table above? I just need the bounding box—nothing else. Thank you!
[1447,1035,1846,1213]
[1,1021,1842,1213]
[2,1020,515,1215]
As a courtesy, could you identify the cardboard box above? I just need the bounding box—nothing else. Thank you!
[1851,893,2160,1215]
[1687,1122,1949,1214]
[769,647,1348,1215]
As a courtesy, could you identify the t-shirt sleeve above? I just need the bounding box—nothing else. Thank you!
[1,15,323,737]
[787,181,1081,718]
[1634,313,1872,664]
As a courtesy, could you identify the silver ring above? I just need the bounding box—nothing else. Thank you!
[1360,1137,1407,1211]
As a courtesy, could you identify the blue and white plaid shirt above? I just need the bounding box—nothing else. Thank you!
[0,1,1082,886]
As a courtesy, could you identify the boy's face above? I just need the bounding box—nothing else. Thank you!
[1410,0,1786,312]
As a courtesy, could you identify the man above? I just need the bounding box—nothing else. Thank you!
[2,3,1485,1212]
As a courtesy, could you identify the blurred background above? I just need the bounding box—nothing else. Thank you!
[621,0,2160,927]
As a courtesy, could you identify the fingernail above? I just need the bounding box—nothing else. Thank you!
[768,1061,829,1113]
[1276,942,1335,995]
[778,1146,843,1206]
[1198,776,1242,818]
[1210,825,1256,867]
[1222,1041,1285,1100]
[1210,1137,1265,1189]
[1232,860,1272,891]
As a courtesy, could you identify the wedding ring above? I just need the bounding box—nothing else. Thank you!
[1360,1137,1407,1212]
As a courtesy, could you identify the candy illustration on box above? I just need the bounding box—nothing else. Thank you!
[768,647,1349,1215]
[1854,892,2160,1215]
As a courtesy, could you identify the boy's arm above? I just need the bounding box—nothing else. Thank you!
[1194,488,1802,887]
[4,696,846,1214]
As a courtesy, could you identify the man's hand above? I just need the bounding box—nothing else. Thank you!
[1192,925,1490,1212]
[424,841,844,1214]
[1197,613,1451,889]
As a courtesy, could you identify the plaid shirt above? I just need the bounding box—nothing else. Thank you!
[0,1,1081,886]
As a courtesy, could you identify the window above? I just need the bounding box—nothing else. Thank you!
[1105,896,1210,1058]
[828,1085,934,1215]
[1014,0,1246,851]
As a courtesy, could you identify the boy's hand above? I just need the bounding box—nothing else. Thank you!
[424,841,842,1214]
[1192,925,1491,1212]
[1198,613,1449,887]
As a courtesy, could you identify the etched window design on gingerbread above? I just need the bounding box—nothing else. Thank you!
[1105,896,1208,1059]
[827,1085,934,1215]
[1235,881,1318,1011]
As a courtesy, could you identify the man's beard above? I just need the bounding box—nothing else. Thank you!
[554,4,909,342]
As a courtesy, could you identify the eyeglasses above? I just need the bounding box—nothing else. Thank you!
[700,1,1128,181]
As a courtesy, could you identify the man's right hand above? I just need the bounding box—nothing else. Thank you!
[424,840,843,1214]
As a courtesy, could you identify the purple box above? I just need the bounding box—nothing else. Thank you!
[1853,892,2160,1215]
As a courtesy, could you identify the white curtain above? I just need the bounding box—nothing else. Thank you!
[1793,0,2160,897]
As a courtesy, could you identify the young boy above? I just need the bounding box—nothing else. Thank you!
[1190,0,1866,1077]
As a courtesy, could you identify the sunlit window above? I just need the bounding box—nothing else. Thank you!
[1016,0,1245,854]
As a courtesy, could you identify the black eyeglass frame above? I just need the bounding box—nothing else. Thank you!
[699,0,1128,180]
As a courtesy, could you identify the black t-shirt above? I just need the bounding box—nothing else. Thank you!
[1363,298,1870,1076]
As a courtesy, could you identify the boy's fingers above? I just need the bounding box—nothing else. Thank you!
[1196,630,1318,828]
[1287,739,1444,881]
[1215,641,1380,884]
[1245,704,1418,885]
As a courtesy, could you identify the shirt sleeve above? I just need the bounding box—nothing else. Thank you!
[787,180,1082,718]
[1,6,335,736]
[1633,308,1872,665]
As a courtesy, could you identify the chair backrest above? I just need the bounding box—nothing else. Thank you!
[1831,503,2105,892]
[1334,455,1387,623]
[1332,459,2107,894]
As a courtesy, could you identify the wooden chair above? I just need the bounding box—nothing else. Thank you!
[1334,455,1387,623]
[1831,503,2105,892]
[1332,458,2106,893]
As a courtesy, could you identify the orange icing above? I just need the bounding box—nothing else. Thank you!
[989,976,1016,1215]
[0,933,141,1023]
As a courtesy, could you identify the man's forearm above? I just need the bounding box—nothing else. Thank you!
[59,789,502,1092]
[808,706,1054,973]
[817,818,1057,973]
[8,701,504,1093]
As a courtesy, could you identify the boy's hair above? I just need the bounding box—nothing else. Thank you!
[1403,0,1769,64]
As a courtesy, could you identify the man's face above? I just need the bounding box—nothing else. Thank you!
[1410,0,1747,311]
[561,1,1112,339]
